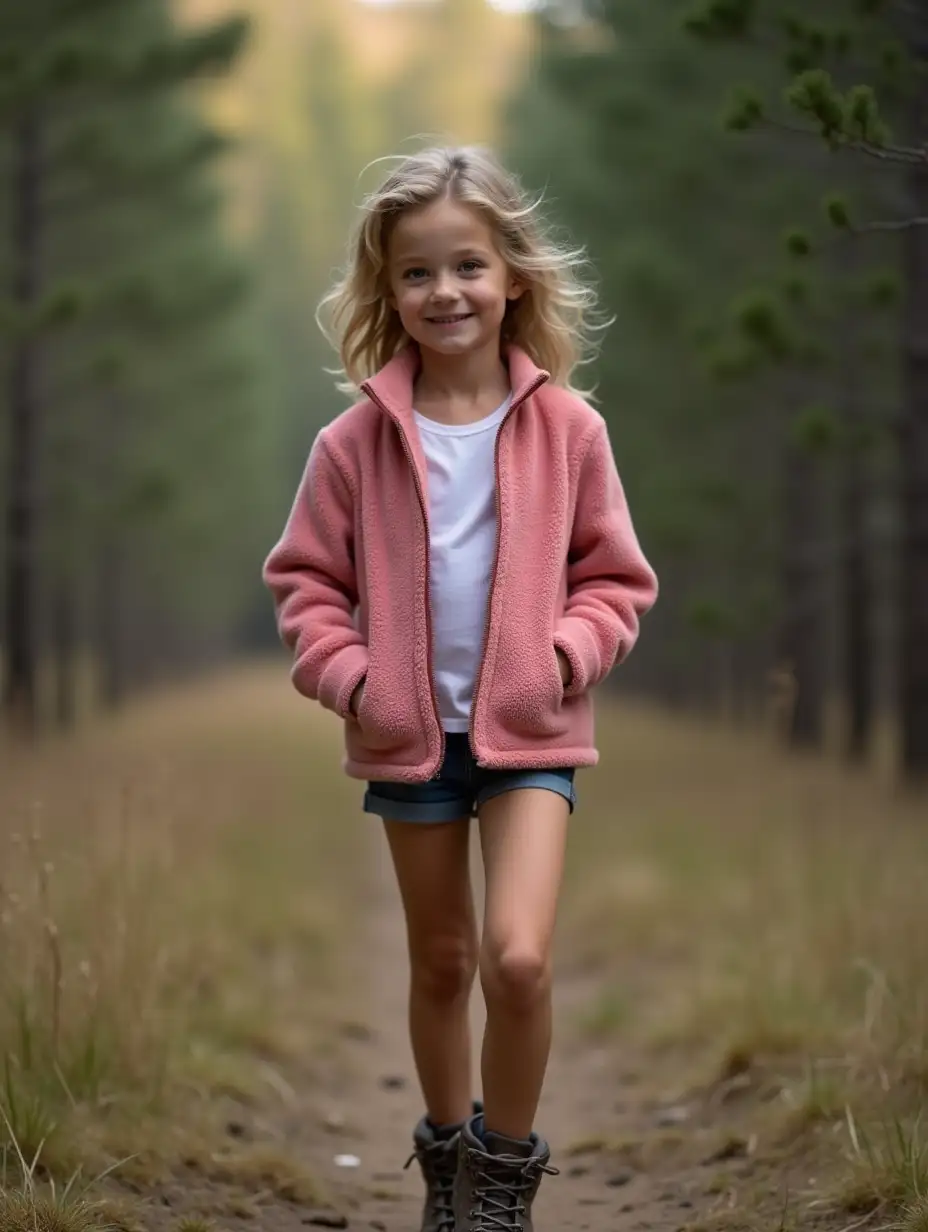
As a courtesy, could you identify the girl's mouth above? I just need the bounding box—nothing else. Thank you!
[427,313,474,326]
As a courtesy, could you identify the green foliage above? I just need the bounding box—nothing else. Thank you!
[791,404,840,454]
[781,71,891,146]
[787,68,846,140]
[124,16,249,90]
[723,84,765,129]
[864,269,900,307]
[843,84,888,142]
[684,0,757,40]
[0,0,278,699]
[669,0,913,765]
[508,0,909,718]
[32,286,88,332]
[734,290,792,356]
[785,228,813,257]
[506,0,831,674]
[824,192,852,228]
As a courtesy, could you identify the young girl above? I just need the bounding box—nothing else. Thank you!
[263,146,657,1232]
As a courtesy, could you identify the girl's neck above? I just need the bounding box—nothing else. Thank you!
[413,341,511,423]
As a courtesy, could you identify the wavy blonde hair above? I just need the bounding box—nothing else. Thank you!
[317,145,603,395]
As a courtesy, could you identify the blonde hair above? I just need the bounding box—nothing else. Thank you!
[317,145,603,395]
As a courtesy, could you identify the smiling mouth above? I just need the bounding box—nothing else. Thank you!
[427,313,474,325]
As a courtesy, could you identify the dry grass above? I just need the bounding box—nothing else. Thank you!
[5,663,925,1230]
[0,664,365,1227]
[179,1140,327,1205]
[0,1108,142,1231]
[564,700,928,1228]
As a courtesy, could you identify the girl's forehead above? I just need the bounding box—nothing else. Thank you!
[388,197,496,257]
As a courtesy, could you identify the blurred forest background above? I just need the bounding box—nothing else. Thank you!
[2,0,927,783]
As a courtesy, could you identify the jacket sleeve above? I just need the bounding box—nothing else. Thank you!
[554,419,658,697]
[262,432,369,718]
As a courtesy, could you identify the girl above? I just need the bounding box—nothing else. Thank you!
[263,146,657,1232]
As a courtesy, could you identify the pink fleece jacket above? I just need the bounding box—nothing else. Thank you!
[263,345,658,782]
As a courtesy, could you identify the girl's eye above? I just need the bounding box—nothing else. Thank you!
[404,268,428,281]
[460,260,483,274]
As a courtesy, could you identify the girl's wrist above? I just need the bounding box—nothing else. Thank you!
[556,648,572,687]
[349,679,365,716]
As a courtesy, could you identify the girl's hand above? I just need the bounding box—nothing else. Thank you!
[349,679,366,717]
[556,648,572,687]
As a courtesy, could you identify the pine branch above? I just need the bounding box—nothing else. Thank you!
[761,116,927,166]
[123,16,250,91]
[852,215,928,234]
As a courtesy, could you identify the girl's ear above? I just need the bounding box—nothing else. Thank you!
[506,276,525,302]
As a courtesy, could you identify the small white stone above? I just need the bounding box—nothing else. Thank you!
[656,1105,689,1126]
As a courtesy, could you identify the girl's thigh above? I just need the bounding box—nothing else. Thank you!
[477,789,570,958]
[383,818,477,959]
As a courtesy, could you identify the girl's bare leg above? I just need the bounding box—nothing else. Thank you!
[383,818,479,1127]
[477,789,569,1141]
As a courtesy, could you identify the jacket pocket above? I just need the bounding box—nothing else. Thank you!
[487,635,569,742]
[343,653,425,763]
[548,643,566,713]
[351,675,400,752]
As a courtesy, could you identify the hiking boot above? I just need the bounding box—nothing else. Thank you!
[453,1114,558,1231]
[405,1104,482,1232]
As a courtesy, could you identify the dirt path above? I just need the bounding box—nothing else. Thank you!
[23,677,884,1232]
[132,789,747,1232]
[298,827,709,1232]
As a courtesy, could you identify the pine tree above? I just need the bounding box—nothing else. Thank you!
[686,0,928,780]
[0,0,262,731]
[505,0,837,724]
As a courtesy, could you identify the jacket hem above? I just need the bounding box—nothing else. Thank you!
[345,746,599,783]
[472,746,599,772]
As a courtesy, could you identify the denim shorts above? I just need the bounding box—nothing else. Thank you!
[363,733,577,823]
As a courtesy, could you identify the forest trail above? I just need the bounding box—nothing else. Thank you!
[245,816,729,1232]
[12,672,898,1232]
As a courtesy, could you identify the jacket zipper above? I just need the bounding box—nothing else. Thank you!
[468,375,548,764]
[392,421,446,779]
[363,371,548,776]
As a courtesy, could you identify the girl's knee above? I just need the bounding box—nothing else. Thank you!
[480,943,551,1012]
[411,932,478,1002]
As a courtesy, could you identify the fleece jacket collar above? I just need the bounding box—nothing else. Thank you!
[360,344,550,425]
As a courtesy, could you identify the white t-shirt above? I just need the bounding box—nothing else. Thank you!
[413,396,512,733]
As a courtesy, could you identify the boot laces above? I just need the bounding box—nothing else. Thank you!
[405,1139,457,1232]
[465,1148,558,1231]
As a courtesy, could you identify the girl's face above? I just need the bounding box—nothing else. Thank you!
[386,195,523,362]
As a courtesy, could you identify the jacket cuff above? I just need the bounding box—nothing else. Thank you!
[333,650,370,719]
[297,644,369,718]
[554,619,596,698]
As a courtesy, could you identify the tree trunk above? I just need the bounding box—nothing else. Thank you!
[840,446,873,761]
[3,109,43,735]
[778,440,826,749]
[95,539,127,710]
[729,639,760,723]
[899,11,928,782]
[837,242,873,763]
[53,573,77,730]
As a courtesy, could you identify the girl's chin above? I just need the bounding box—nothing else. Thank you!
[412,326,489,354]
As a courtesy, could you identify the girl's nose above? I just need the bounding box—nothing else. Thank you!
[431,272,457,301]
